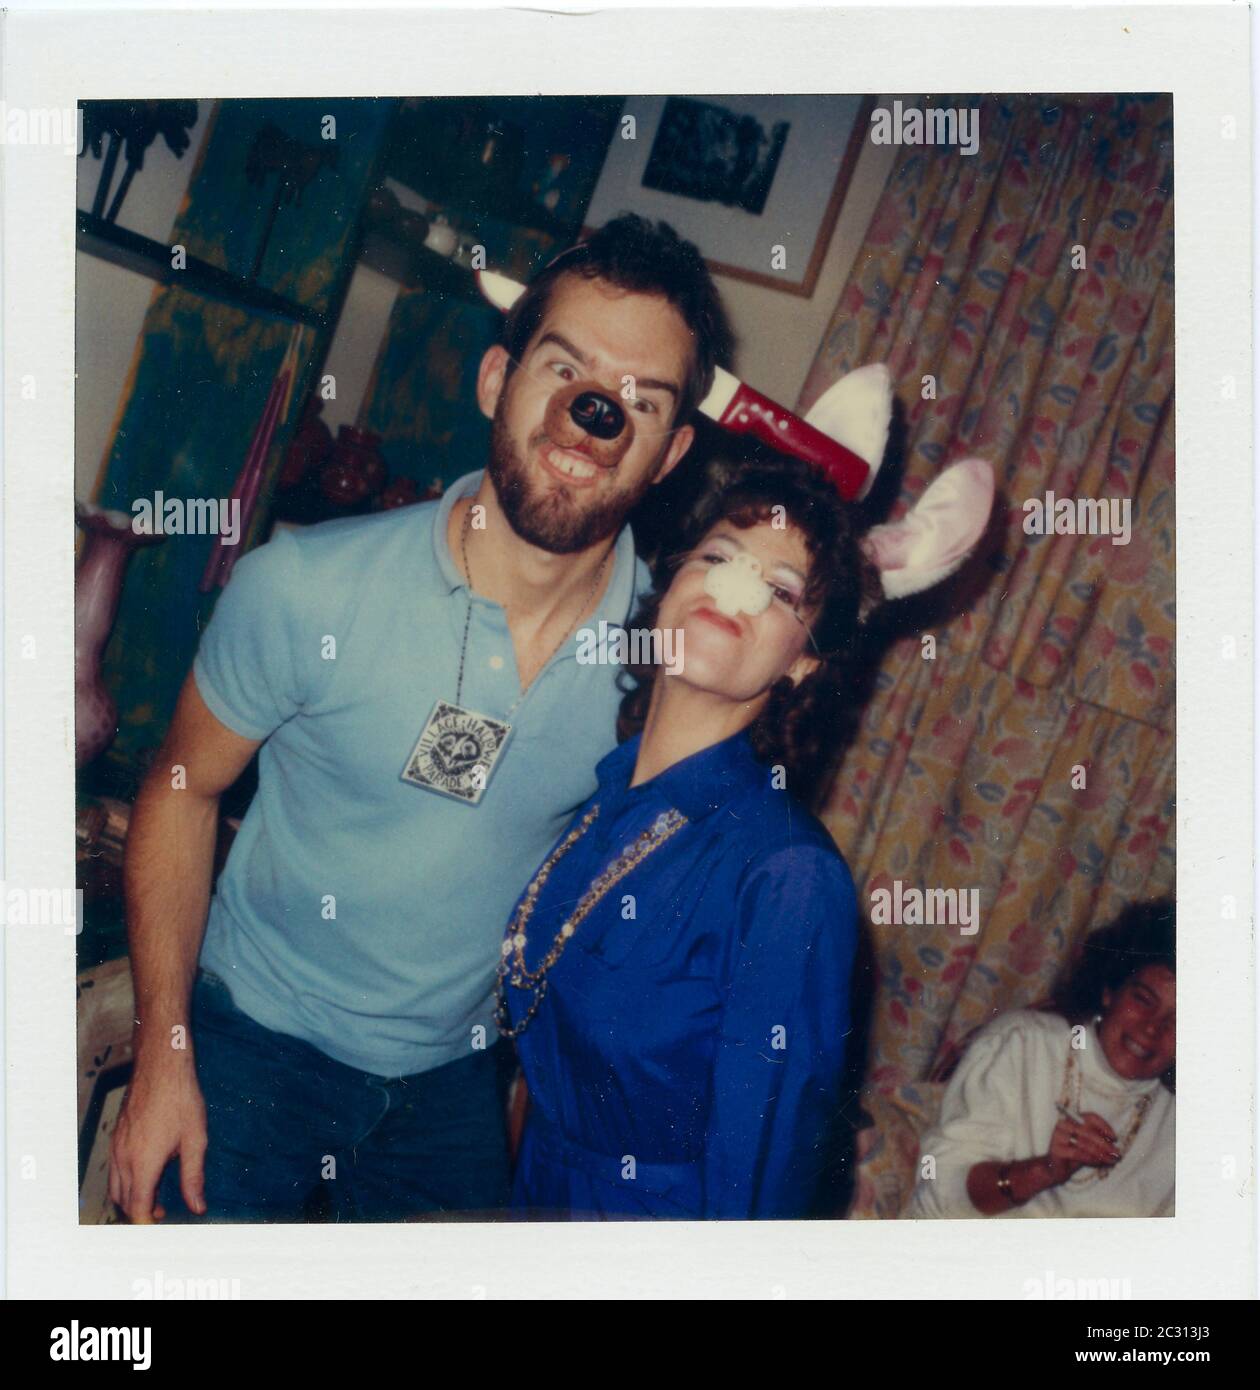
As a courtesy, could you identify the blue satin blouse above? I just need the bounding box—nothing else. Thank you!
[503,727,859,1219]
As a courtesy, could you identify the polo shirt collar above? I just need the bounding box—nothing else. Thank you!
[431,469,638,630]
[594,728,766,822]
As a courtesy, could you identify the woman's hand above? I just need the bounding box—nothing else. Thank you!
[1045,1111,1121,1184]
[965,1112,1123,1214]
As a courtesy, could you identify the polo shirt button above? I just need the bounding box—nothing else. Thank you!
[489,654,505,670]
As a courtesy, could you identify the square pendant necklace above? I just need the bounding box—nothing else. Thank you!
[400,502,609,806]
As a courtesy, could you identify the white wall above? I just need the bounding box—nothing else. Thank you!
[316,176,426,435]
[319,261,401,435]
[714,96,899,408]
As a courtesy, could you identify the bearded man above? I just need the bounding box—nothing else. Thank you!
[110,214,732,1222]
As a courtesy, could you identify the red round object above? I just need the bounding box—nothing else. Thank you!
[379,476,420,510]
[280,399,333,489]
[319,459,370,507]
[359,453,387,494]
[333,426,387,495]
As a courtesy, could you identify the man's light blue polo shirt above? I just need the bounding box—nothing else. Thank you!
[195,470,649,1078]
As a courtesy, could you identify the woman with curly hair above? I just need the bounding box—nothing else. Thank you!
[496,450,876,1218]
[906,898,1176,1219]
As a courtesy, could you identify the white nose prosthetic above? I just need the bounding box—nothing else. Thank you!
[703,551,773,618]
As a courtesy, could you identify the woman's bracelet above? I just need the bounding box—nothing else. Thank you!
[995,1162,1023,1206]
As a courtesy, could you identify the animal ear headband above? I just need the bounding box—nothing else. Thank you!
[477,266,995,602]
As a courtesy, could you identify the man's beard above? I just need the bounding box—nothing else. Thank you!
[487,403,663,555]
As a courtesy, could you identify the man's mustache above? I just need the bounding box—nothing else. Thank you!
[533,431,614,471]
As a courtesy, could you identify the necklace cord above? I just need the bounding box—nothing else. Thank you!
[456,499,610,717]
[1058,1042,1153,1185]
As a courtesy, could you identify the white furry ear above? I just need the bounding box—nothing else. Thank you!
[475,269,526,312]
[861,458,995,601]
[803,364,893,500]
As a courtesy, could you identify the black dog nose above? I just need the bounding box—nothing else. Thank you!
[570,391,625,441]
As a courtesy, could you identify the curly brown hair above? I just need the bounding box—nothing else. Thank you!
[1052,898,1176,1024]
[1048,897,1176,1091]
[617,445,882,810]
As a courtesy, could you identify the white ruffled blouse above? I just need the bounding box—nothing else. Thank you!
[906,1009,1174,1218]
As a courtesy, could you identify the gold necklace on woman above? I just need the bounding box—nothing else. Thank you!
[400,502,609,805]
[1058,1046,1153,1185]
[494,804,688,1038]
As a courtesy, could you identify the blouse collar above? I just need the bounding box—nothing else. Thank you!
[594,728,767,822]
[1078,1021,1164,1098]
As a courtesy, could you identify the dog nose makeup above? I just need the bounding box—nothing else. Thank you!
[543,379,637,470]
[703,551,773,619]
[570,390,625,441]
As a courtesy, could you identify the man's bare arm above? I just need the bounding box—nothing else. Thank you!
[109,671,261,1222]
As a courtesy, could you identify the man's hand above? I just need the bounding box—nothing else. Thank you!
[109,671,261,1225]
[109,1056,209,1223]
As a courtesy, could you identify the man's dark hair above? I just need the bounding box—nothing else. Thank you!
[501,213,735,423]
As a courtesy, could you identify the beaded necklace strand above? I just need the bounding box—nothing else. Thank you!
[1058,1045,1153,1184]
[495,806,688,1038]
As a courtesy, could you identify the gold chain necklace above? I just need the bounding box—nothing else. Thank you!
[1058,1046,1153,1184]
[494,804,688,1038]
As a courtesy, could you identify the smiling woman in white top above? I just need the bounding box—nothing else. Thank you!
[907,899,1175,1218]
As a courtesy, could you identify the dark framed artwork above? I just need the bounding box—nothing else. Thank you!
[640,97,791,215]
[584,94,875,297]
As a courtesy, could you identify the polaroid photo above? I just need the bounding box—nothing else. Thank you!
[1,0,1254,1306]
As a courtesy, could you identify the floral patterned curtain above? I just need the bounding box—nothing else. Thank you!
[798,94,1175,1217]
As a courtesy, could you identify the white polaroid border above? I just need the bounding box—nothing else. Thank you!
[3,2,1253,1298]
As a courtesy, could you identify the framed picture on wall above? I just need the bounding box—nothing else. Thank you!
[583,94,875,297]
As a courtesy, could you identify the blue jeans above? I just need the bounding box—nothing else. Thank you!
[157,971,512,1222]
